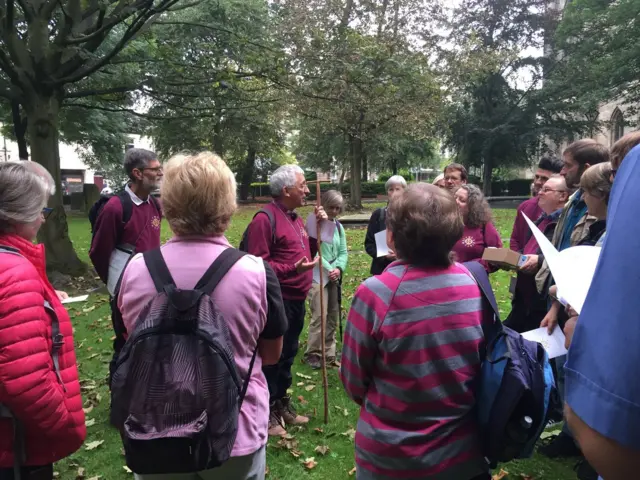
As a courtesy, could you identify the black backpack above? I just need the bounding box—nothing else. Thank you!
[110,248,257,475]
[89,190,160,240]
[238,209,276,251]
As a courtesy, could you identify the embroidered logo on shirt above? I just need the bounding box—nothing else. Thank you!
[462,236,475,248]
[151,216,161,230]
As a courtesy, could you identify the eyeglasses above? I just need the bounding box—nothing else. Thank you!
[141,167,163,173]
[540,188,565,194]
[42,207,53,219]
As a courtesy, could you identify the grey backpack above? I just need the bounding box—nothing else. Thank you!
[110,248,257,475]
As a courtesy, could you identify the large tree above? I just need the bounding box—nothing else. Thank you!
[0,0,191,274]
[276,0,442,208]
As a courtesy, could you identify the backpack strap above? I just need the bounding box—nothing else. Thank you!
[255,209,276,245]
[143,249,176,293]
[195,248,246,293]
[44,301,66,390]
[118,190,134,225]
[239,347,258,408]
[462,261,503,342]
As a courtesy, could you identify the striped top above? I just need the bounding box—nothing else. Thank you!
[340,262,488,479]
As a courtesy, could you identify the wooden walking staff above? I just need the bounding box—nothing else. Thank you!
[314,179,330,424]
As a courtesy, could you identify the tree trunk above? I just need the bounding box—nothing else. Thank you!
[349,134,363,209]
[12,101,29,159]
[392,157,398,175]
[362,150,368,182]
[482,156,493,196]
[213,119,224,156]
[25,93,86,275]
[239,134,257,201]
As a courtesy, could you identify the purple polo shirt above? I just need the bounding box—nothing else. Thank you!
[510,197,542,252]
[245,202,318,301]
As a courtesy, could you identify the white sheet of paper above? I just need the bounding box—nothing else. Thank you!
[305,213,337,243]
[312,264,330,287]
[522,326,568,359]
[375,230,390,257]
[107,246,133,297]
[61,295,89,304]
[523,214,601,314]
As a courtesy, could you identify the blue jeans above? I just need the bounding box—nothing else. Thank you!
[555,354,573,437]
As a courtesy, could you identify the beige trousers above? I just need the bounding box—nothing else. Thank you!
[305,281,340,359]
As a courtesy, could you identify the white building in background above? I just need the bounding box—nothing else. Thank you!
[0,128,154,193]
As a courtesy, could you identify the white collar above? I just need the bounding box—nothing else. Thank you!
[125,184,148,206]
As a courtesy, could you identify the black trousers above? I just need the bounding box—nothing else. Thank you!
[0,465,53,480]
[262,299,306,401]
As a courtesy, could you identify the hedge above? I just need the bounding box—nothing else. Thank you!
[245,178,533,198]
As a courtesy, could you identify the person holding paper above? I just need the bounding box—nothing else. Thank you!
[305,190,348,370]
[509,156,563,253]
[536,139,609,467]
[244,165,327,437]
[364,175,407,275]
[0,162,86,478]
[341,183,489,480]
[504,175,569,333]
[452,184,503,272]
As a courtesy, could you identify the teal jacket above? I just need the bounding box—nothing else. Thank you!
[319,220,348,273]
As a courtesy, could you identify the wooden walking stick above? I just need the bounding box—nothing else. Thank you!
[315,180,330,424]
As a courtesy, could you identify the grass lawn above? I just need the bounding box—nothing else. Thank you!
[56,205,577,480]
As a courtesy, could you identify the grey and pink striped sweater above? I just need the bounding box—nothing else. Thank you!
[340,261,489,479]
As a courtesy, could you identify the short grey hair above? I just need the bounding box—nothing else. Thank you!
[269,165,305,197]
[124,148,157,181]
[0,162,52,232]
[321,189,344,213]
[385,175,407,190]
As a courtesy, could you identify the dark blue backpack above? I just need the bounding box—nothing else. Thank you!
[464,261,555,467]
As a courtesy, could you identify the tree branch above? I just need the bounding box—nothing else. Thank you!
[65,83,143,98]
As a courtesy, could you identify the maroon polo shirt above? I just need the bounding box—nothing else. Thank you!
[510,197,542,252]
[245,202,318,301]
[89,190,162,283]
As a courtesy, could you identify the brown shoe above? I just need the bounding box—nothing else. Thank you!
[305,355,322,370]
[268,403,287,437]
[281,396,309,425]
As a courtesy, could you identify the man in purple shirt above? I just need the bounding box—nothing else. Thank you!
[245,165,327,437]
[509,155,563,252]
[89,148,163,390]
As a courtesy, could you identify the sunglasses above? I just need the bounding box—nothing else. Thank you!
[42,207,53,219]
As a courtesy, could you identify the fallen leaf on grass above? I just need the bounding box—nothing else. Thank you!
[296,372,312,380]
[296,382,305,387]
[85,418,96,427]
[53,472,60,478]
[314,445,330,455]
[297,395,308,405]
[314,427,324,433]
[492,469,509,480]
[123,466,132,474]
[82,306,96,313]
[87,353,99,360]
[265,465,269,477]
[305,385,315,391]
[87,477,102,480]
[348,467,357,476]
[286,388,294,395]
[343,408,349,416]
[82,405,94,414]
[84,440,104,451]
[302,457,317,470]
[341,428,356,440]
[76,467,85,479]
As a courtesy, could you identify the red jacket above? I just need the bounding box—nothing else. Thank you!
[0,234,86,467]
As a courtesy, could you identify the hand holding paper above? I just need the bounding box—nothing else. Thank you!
[523,213,601,314]
[522,326,568,359]
[374,230,391,257]
[305,213,336,243]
